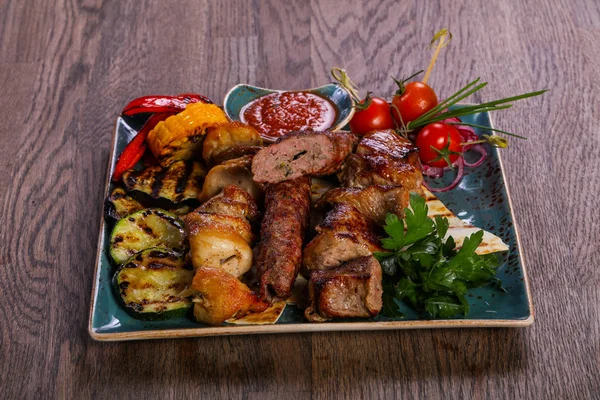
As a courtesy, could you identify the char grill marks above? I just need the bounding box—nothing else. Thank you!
[338,129,423,191]
[304,255,383,322]
[122,160,206,203]
[256,177,311,302]
[252,130,358,184]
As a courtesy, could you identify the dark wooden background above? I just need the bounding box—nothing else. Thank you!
[1,0,598,398]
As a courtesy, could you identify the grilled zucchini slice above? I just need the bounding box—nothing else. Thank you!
[122,161,206,203]
[114,248,194,320]
[109,208,187,265]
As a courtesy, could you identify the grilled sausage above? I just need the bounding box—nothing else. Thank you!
[256,177,311,302]
[251,130,358,184]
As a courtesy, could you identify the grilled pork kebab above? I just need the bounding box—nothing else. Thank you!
[304,129,424,322]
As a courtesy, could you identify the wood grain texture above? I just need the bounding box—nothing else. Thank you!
[0,0,598,399]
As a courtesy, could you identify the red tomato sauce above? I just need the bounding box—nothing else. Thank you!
[240,91,336,141]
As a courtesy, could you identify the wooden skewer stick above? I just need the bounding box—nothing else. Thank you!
[423,29,451,85]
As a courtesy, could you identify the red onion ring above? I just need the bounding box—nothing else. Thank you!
[462,143,487,168]
[422,157,465,193]
[422,163,445,178]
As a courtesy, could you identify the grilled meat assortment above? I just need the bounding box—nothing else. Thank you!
[303,204,383,273]
[317,185,410,224]
[338,130,423,191]
[109,118,423,324]
[252,130,358,184]
[256,177,311,302]
[304,255,383,322]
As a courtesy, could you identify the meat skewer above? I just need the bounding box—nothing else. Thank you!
[184,185,268,325]
[302,129,424,322]
[256,177,311,302]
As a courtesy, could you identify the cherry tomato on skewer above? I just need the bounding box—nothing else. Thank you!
[391,81,438,126]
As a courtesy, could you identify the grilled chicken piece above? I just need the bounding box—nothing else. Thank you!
[198,185,260,222]
[317,185,410,224]
[338,130,423,191]
[256,177,311,302]
[252,130,358,184]
[202,121,264,166]
[305,255,383,322]
[184,185,258,277]
[199,155,263,202]
[303,204,383,273]
[147,103,229,167]
[122,161,206,203]
[191,267,268,326]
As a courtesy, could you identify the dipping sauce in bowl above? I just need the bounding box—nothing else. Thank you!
[240,91,337,141]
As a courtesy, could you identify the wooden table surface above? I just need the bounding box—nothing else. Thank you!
[1,0,598,398]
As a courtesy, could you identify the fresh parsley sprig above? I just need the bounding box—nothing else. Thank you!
[375,193,502,319]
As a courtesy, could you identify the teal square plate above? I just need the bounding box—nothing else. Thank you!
[89,109,533,341]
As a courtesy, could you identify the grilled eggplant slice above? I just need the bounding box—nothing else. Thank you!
[109,208,187,265]
[114,248,194,320]
[122,161,206,203]
[105,188,146,220]
[105,188,193,221]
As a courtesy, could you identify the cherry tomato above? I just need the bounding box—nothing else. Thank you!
[349,96,395,135]
[392,82,438,125]
[415,122,463,168]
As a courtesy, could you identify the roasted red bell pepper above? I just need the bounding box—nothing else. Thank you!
[112,112,174,181]
[122,94,212,116]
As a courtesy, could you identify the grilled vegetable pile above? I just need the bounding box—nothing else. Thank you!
[105,93,275,323]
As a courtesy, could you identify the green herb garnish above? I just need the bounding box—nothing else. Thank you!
[375,193,503,319]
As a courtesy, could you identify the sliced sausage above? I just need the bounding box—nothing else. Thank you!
[252,130,358,184]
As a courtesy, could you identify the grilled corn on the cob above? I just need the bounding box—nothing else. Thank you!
[147,103,228,167]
